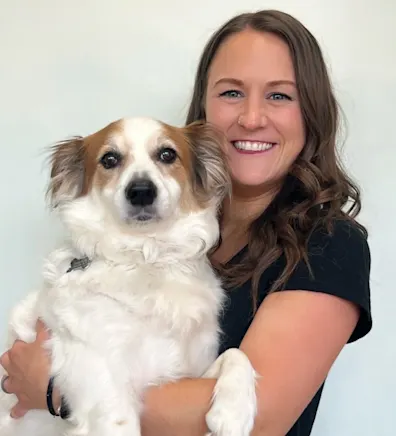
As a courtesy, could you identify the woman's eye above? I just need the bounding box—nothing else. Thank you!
[269,92,291,101]
[100,151,122,169]
[219,89,243,98]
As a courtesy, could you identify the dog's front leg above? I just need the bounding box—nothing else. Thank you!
[202,348,258,436]
[51,341,142,436]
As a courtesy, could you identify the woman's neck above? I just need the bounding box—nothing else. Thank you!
[221,182,280,230]
[210,181,280,266]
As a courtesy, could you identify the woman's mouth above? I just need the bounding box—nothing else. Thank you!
[232,140,276,153]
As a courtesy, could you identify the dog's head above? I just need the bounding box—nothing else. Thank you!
[46,117,230,231]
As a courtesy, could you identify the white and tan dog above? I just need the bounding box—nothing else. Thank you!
[0,117,257,436]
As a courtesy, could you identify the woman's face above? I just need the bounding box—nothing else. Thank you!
[204,29,305,193]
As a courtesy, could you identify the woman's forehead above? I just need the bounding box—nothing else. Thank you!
[207,30,296,84]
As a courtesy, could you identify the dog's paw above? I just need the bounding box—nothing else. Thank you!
[205,348,257,436]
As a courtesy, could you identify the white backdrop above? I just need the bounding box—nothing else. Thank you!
[0,1,395,435]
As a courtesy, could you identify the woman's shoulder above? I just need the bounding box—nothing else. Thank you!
[308,217,369,253]
[304,217,371,273]
[277,217,372,342]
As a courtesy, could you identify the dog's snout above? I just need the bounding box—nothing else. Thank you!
[125,179,157,207]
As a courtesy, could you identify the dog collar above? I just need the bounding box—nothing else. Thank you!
[66,256,91,273]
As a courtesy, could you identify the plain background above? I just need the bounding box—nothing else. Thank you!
[0,1,395,435]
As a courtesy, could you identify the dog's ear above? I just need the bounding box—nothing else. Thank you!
[184,121,231,207]
[46,136,85,208]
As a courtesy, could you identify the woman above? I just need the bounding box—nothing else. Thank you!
[0,9,371,436]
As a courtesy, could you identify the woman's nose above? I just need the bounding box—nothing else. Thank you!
[238,98,268,130]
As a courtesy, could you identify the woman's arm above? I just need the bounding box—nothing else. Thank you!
[139,289,359,436]
[141,378,216,436]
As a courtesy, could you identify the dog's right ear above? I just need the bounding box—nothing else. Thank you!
[184,121,231,208]
[46,136,85,208]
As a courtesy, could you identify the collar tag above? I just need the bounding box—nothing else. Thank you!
[66,257,91,273]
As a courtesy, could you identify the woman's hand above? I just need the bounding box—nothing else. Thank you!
[0,320,53,418]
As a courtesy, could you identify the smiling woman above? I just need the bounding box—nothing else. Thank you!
[205,30,305,195]
[149,10,372,436]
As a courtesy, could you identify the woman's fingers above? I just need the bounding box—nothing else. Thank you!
[10,403,29,419]
[1,375,11,394]
[35,319,48,337]
[0,350,10,372]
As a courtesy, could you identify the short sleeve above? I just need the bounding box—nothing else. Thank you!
[280,219,372,343]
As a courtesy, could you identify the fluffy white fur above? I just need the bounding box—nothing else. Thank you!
[0,117,257,436]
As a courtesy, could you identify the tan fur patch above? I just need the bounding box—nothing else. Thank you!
[162,121,230,211]
[161,123,202,212]
[81,119,132,195]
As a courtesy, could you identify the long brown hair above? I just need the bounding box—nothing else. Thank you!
[185,10,367,309]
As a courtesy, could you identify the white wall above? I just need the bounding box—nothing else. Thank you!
[0,0,394,434]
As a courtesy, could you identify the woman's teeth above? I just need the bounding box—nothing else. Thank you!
[233,141,275,151]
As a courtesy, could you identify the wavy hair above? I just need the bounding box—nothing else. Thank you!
[185,9,367,309]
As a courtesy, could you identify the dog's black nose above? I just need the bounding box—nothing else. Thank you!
[125,179,157,206]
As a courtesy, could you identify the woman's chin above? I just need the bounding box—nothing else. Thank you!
[229,175,283,198]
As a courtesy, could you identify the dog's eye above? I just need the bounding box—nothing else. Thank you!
[100,151,122,169]
[158,147,177,164]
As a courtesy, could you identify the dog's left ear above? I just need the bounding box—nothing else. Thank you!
[184,121,231,207]
[46,136,85,208]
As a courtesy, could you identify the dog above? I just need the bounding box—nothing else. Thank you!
[0,117,257,436]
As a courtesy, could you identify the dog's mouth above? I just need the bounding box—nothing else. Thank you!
[134,212,155,222]
[125,206,158,224]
